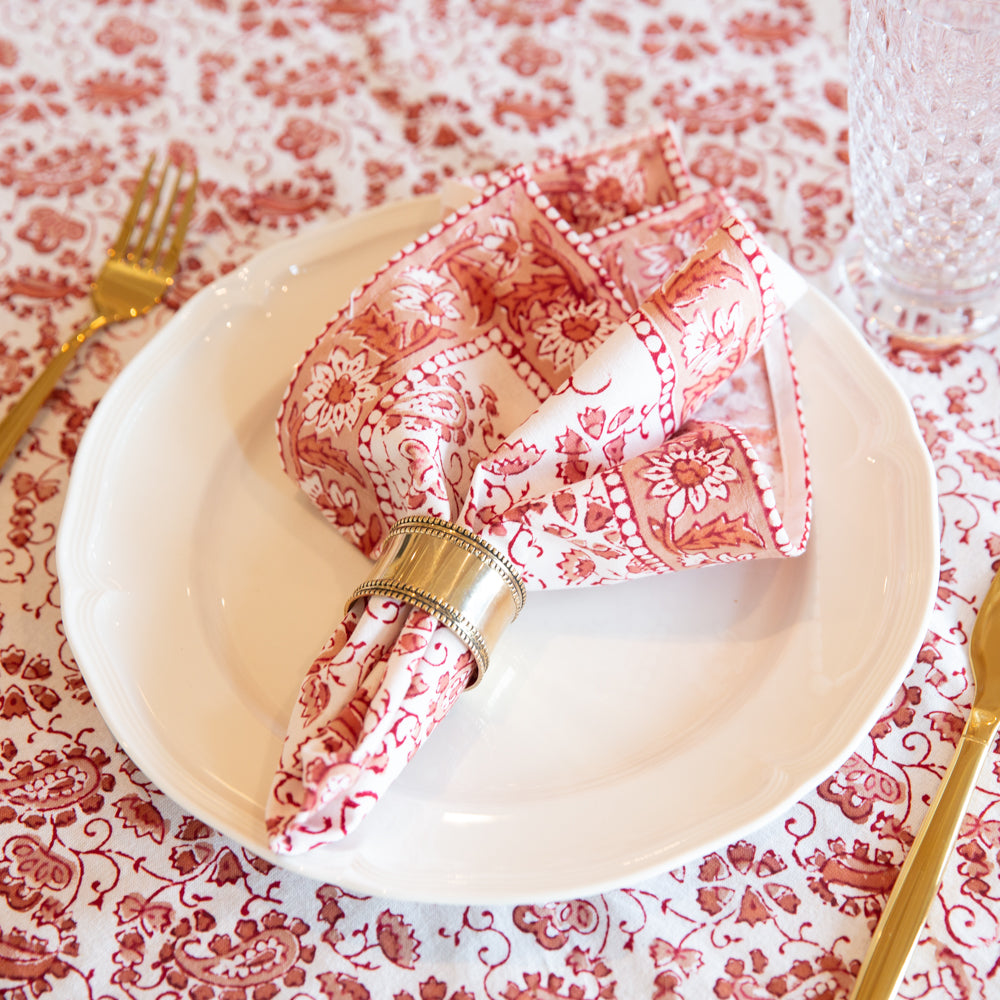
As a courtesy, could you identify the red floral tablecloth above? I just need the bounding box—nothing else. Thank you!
[2,2,999,998]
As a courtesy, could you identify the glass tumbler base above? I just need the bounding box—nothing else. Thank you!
[839,241,1000,349]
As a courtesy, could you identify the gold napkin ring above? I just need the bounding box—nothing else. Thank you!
[346,514,527,688]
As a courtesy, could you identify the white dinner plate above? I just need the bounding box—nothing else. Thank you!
[58,196,938,904]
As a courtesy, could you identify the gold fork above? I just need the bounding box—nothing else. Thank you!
[0,155,197,469]
[851,564,1000,998]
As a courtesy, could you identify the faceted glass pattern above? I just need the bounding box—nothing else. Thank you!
[847,0,1000,341]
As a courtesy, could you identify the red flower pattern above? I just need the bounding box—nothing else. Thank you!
[0,1,997,998]
[95,14,158,54]
[268,131,809,851]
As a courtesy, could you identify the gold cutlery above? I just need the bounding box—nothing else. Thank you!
[851,565,1000,998]
[0,156,197,469]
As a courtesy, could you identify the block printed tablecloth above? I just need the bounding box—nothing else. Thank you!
[2,2,1000,999]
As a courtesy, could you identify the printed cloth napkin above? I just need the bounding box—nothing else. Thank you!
[266,125,811,854]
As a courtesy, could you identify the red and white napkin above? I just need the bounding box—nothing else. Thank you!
[266,125,811,854]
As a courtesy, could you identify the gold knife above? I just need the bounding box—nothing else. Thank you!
[850,565,1000,999]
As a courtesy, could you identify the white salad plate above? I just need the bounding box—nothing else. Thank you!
[58,196,938,903]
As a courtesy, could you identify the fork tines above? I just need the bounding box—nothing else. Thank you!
[113,156,198,274]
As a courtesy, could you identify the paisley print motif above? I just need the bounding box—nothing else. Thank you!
[1,1,997,998]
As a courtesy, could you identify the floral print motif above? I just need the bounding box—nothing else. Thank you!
[301,347,380,435]
[556,549,597,584]
[532,295,618,370]
[682,301,746,377]
[573,149,646,227]
[302,472,362,534]
[393,267,463,327]
[480,215,531,279]
[641,438,739,517]
[4,2,996,998]
[634,240,688,286]
[270,129,810,853]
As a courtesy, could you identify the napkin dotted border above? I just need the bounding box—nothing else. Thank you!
[716,190,813,555]
[279,132,809,567]
[334,166,662,524]
[462,121,695,210]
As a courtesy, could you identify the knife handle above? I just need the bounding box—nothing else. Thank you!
[850,718,994,1000]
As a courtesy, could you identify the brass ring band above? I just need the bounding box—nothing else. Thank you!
[346,514,526,688]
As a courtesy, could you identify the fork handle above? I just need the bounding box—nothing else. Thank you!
[0,315,108,470]
[850,715,996,1000]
